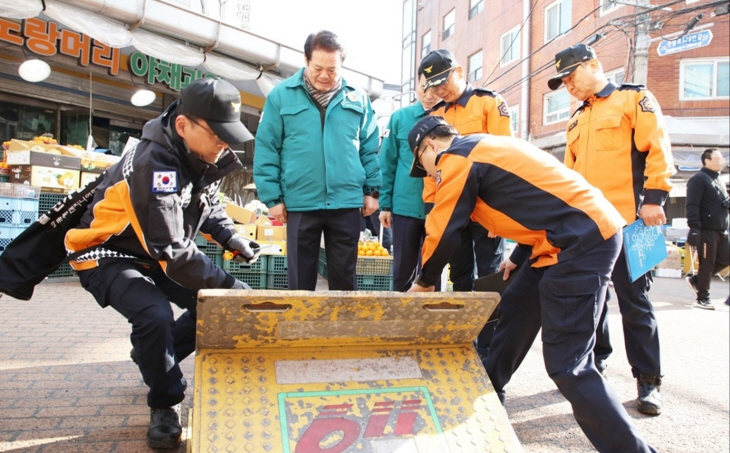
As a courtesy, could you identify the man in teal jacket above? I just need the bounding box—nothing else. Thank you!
[379,68,440,291]
[254,30,381,290]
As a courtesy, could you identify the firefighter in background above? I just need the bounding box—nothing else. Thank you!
[552,43,674,415]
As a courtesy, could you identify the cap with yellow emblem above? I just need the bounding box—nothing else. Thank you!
[419,49,458,90]
[547,43,597,91]
[179,77,253,144]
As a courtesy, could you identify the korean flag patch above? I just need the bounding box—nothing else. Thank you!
[152,171,178,193]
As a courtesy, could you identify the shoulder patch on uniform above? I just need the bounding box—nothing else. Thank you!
[617,83,645,92]
[152,171,178,193]
[473,87,497,98]
[639,96,656,113]
[498,102,510,117]
[568,120,578,132]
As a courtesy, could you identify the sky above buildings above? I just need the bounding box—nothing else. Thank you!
[249,0,403,84]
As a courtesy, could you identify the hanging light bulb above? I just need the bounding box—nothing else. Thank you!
[131,89,156,107]
[18,59,51,82]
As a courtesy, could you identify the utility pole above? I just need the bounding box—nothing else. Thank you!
[633,0,651,85]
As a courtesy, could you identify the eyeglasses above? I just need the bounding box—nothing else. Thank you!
[189,117,225,145]
[413,143,428,172]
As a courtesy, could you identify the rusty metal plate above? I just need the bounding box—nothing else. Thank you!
[195,290,500,350]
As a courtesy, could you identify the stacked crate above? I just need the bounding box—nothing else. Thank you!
[266,255,288,289]
[223,254,268,289]
[0,183,40,257]
[318,247,394,290]
[37,193,75,277]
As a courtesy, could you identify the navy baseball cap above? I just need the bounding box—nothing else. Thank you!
[548,43,597,90]
[420,49,457,90]
[408,116,451,177]
[179,78,254,145]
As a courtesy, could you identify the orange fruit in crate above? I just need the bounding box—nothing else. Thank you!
[365,250,374,256]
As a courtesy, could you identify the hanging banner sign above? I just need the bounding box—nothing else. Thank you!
[0,17,120,75]
[129,52,216,92]
[657,30,713,56]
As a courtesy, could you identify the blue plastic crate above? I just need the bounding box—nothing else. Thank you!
[38,193,66,214]
[356,274,393,291]
[267,255,287,274]
[0,209,11,225]
[266,273,289,289]
[0,225,24,254]
[0,196,11,210]
[228,270,267,289]
[223,255,267,274]
[12,210,37,226]
[47,262,75,278]
[356,257,393,276]
[318,260,327,279]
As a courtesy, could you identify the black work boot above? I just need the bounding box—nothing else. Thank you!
[637,374,662,415]
[147,404,182,449]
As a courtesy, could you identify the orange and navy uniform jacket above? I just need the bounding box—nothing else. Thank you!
[423,84,513,209]
[418,134,626,286]
[565,83,674,224]
[64,106,242,292]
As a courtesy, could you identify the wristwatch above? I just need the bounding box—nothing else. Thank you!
[364,187,380,199]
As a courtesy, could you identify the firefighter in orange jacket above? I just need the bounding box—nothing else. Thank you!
[407,115,656,453]
[419,49,513,359]
[553,43,674,415]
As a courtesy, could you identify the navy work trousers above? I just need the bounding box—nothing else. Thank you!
[78,260,197,409]
[390,214,426,292]
[286,209,361,290]
[485,234,656,453]
[449,221,504,291]
[593,246,661,378]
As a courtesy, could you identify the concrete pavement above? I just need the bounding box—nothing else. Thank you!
[0,274,727,452]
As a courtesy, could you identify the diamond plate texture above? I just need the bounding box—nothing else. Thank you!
[191,291,522,453]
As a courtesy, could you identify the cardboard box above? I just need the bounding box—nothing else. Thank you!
[191,291,520,452]
[234,223,256,240]
[80,171,103,188]
[256,225,286,241]
[5,148,81,170]
[258,239,286,255]
[225,203,256,224]
[656,243,682,270]
[654,268,682,278]
[255,215,272,226]
[7,139,58,153]
[9,165,80,193]
[58,146,120,173]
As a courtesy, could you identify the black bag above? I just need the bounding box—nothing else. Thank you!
[0,174,105,300]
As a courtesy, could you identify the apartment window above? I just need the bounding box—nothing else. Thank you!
[422,31,431,58]
[500,26,520,66]
[600,0,621,15]
[606,68,625,86]
[545,0,572,43]
[443,9,455,40]
[509,104,520,134]
[467,51,483,83]
[681,58,730,99]
[469,0,484,19]
[544,89,571,125]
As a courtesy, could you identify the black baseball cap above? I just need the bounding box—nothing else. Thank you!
[547,43,597,90]
[419,49,457,90]
[408,116,451,177]
[179,78,254,145]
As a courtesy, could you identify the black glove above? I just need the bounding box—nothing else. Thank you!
[230,279,251,290]
[226,234,261,264]
[722,198,730,208]
[687,228,701,247]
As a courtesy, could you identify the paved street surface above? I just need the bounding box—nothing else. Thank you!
[0,274,727,452]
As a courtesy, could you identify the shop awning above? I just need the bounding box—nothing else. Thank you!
[2,0,385,101]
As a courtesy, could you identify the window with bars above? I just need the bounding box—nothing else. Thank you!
[544,89,571,125]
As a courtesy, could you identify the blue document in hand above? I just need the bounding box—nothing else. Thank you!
[622,220,668,282]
